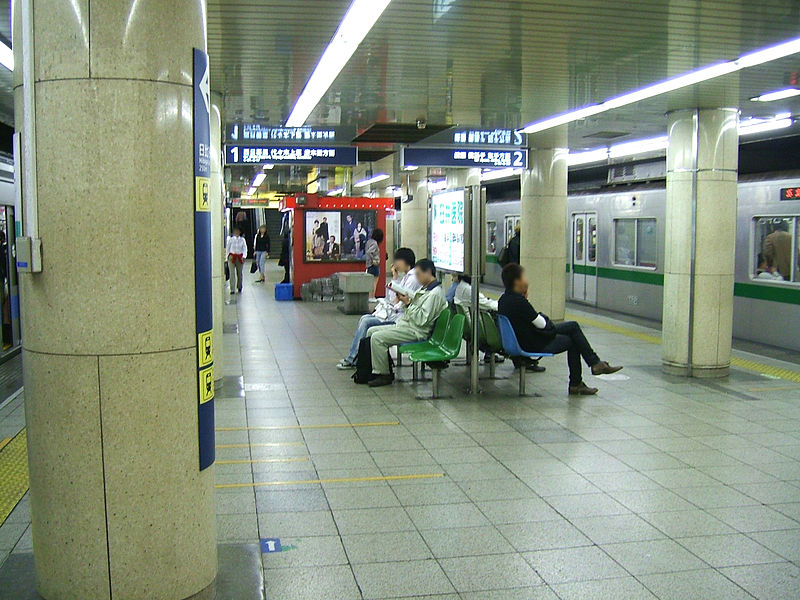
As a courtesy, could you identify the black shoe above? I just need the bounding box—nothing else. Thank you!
[230,291,235,295]
[483,353,505,364]
[368,374,394,387]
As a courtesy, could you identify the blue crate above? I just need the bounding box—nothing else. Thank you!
[274,283,293,301]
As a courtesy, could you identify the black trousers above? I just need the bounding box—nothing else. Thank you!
[281,263,290,284]
[538,321,600,386]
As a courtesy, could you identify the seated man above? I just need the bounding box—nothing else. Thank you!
[366,259,447,387]
[453,275,509,366]
[498,263,621,395]
[337,248,420,369]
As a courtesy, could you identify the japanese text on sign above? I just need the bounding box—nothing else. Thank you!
[226,145,358,166]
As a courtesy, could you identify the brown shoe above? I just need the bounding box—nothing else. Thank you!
[569,382,599,395]
[591,361,623,376]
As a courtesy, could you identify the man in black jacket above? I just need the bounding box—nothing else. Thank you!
[498,263,622,395]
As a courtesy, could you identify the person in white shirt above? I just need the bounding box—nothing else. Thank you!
[337,248,421,369]
[453,275,506,365]
[226,227,248,294]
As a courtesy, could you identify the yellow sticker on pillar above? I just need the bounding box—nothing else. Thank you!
[195,177,210,212]
[199,366,214,404]
[197,330,213,368]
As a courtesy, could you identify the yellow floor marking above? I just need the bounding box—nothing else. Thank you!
[215,472,444,489]
[0,429,28,525]
[216,457,309,465]
[566,312,800,384]
[215,441,305,449]
[0,437,10,452]
[747,386,800,393]
[216,421,399,432]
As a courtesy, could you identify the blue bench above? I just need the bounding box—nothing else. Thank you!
[496,314,553,396]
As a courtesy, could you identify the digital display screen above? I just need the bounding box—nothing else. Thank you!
[780,187,800,200]
[225,145,357,166]
[403,147,527,169]
[431,190,465,273]
[304,210,378,263]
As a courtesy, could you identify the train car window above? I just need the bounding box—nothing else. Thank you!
[575,217,584,260]
[487,221,497,253]
[753,216,797,283]
[614,219,636,265]
[636,219,657,268]
[588,217,597,262]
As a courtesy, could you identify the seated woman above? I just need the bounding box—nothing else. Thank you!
[498,263,621,395]
[337,248,420,369]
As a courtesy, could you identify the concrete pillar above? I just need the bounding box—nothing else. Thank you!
[14,2,217,599]
[520,137,568,320]
[211,105,225,381]
[662,108,739,378]
[401,171,429,259]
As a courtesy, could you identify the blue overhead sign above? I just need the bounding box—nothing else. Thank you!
[403,147,528,169]
[419,127,526,147]
[225,145,358,166]
[226,123,356,144]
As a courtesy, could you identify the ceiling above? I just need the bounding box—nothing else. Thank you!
[208,0,800,151]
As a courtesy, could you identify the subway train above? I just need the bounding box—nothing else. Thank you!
[484,173,800,352]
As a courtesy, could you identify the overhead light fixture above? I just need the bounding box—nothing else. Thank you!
[480,168,523,182]
[0,41,12,71]
[354,173,390,187]
[252,172,267,187]
[750,88,800,102]
[403,165,419,171]
[427,179,447,192]
[327,187,344,196]
[262,163,275,170]
[740,113,793,135]
[246,187,257,196]
[567,149,610,166]
[285,0,392,127]
[608,136,668,159]
[520,36,800,135]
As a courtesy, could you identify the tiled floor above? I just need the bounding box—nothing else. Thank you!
[2,280,800,599]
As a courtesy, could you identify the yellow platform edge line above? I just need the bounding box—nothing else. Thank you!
[215,472,444,489]
[0,429,29,526]
[216,421,400,432]
[216,457,309,465]
[0,437,10,452]
[566,312,800,384]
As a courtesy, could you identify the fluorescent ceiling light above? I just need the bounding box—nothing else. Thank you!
[568,149,609,166]
[246,187,257,196]
[252,172,267,187]
[520,36,800,135]
[327,187,344,196]
[740,113,793,135]
[285,0,392,127]
[750,88,800,102]
[263,163,275,170]
[403,165,419,171]
[0,42,12,71]
[608,136,668,158]
[480,167,523,181]
[354,173,390,187]
[427,179,447,192]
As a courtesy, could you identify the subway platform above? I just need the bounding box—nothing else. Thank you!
[1,283,800,599]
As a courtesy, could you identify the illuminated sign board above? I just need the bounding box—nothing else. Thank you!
[780,187,800,200]
[420,127,526,147]
[403,147,528,169]
[225,145,358,166]
[431,190,466,273]
[226,123,356,144]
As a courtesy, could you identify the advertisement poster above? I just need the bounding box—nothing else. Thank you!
[431,190,465,272]
[304,209,377,262]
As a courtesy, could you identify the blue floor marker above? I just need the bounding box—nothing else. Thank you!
[260,538,282,553]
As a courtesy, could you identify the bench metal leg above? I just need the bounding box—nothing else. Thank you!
[489,354,496,379]
[396,352,403,368]
[519,365,526,396]
[432,369,440,399]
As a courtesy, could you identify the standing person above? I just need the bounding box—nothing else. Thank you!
[354,222,367,257]
[278,232,291,284]
[343,214,356,254]
[337,248,420,369]
[507,224,521,265]
[365,259,447,387]
[318,217,330,242]
[764,221,792,280]
[365,228,384,301]
[253,224,270,283]
[226,227,248,294]
[498,263,621,395]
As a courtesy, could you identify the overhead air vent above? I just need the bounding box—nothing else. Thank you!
[584,131,629,140]
[608,160,666,184]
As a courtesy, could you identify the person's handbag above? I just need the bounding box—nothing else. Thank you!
[250,260,259,274]
[224,262,230,281]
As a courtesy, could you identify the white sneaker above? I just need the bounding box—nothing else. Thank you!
[368,298,378,303]
[337,360,356,370]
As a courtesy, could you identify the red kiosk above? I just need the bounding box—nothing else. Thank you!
[280,194,394,299]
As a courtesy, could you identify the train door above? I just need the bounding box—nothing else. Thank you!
[504,215,520,248]
[570,212,597,304]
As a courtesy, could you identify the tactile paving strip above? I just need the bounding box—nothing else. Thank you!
[0,428,28,526]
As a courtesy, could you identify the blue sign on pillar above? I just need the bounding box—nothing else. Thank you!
[193,48,215,471]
